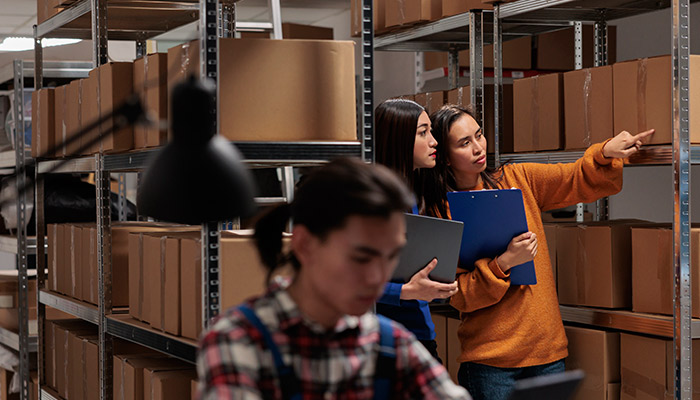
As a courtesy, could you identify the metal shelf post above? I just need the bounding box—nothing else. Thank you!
[594,16,609,221]
[468,11,484,127]
[493,4,503,167]
[448,49,459,90]
[96,154,114,400]
[672,0,692,398]
[361,0,374,163]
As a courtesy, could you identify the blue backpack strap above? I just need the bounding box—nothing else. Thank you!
[411,204,419,215]
[237,304,302,400]
[374,315,396,400]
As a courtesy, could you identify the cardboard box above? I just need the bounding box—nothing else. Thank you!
[442,0,492,17]
[180,236,202,340]
[82,225,97,305]
[282,23,333,40]
[143,365,197,400]
[57,224,68,295]
[37,0,63,24]
[69,333,98,400]
[66,79,83,156]
[0,366,17,400]
[513,73,563,152]
[424,36,532,71]
[536,25,617,71]
[631,225,700,318]
[351,0,386,37]
[543,223,558,288]
[31,88,55,158]
[134,53,168,149]
[445,84,514,153]
[191,378,197,400]
[0,276,36,309]
[69,224,83,300]
[47,224,57,292]
[216,39,357,142]
[557,221,645,308]
[564,66,614,150]
[53,320,95,398]
[613,55,700,145]
[446,317,461,384]
[385,0,441,28]
[621,333,700,400]
[97,62,134,153]
[113,354,187,400]
[219,232,292,310]
[53,85,66,158]
[414,91,445,114]
[82,72,99,155]
[565,326,620,400]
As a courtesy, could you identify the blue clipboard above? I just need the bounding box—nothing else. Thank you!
[447,189,537,285]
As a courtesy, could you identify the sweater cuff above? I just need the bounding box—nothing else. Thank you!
[593,139,614,165]
[488,258,510,280]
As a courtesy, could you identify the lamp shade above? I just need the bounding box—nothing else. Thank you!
[137,77,257,224]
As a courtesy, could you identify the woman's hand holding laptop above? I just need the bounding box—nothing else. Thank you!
[401,258,459,301]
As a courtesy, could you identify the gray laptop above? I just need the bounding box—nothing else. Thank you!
[392,213,464,284]
[507,370,585,400]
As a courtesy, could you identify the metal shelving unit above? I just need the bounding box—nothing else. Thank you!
[32,1,365,399]
[0,58,90,400]
[490,1,694,398]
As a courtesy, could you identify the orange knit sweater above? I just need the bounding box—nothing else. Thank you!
[448,141,623,368]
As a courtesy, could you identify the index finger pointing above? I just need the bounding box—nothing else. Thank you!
[632,129,655,141]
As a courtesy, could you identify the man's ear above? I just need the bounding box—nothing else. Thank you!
[291,225,313,266]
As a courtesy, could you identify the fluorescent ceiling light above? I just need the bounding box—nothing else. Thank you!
[0,37,81,52]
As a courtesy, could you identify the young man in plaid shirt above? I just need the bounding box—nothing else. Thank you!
[197,158,471,400]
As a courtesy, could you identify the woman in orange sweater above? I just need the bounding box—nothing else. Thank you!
[423,104,653,400]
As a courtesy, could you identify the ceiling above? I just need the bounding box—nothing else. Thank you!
[0,0,350,39]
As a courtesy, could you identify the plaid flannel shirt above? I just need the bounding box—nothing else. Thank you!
[197,284,471,400]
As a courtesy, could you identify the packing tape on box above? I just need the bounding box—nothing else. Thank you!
[63,330,69,397]
[576,226,586,304]
[582,69,592,148]
[138,233,144,320]
[622,367,666,399]
[82,339,87,400]
[52,225,58,291]
[457,87,465,106]
[120,356,126,400]
[637,58,648,134]
[398,0,406,24]
[90,227,96,304]
[62,86,67,156]
[529,77,540,150]
[160,236,166,331]
[181,43,192,77]
[37,90,42,155]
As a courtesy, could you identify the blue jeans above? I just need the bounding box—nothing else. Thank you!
[458,359,565,400]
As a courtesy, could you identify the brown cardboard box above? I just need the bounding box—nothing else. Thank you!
[621,333,700,400]
[57,224,68,295]
[351,0,386,37]
[31,88,55,158]
[631,225,700,318]
[0,277,36,309]
[557,221,645,308]
[513,73,563,152]
[564,66,614,150]
[543,223,558,288]
[0,367,17,400]
[191,378,197,400]
[180,236,202,340]
[536,25,617,71]
[113,354,186,400]
[134,53,168,149]
[47,224,57,292]
[423,36,532,71]
[128,233,146,321]
[53,320,95,398]
[81,225,97,305]
[431,314,448,365]
[37,0,63,24]
[217,39,356,142]
[143,234,163,326]
[69,224,83,300]
[166,40,200,139]
[565,326,620,400]
[53,85,66,157]
[446,317,461,384]
[445,84,514,153]
[97,62,134,153]
[442,0,492,17]
[149,369,198,400]
[66,79,83,156]
[613,55,700,145]
[282,23,333,40]
[385,0,441,28]
[143,365,197,400]
[414,91,445,114]
[219,232,292,310]
[82,72,99,155]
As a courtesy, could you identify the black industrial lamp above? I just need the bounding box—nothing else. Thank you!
[136,76,257,224]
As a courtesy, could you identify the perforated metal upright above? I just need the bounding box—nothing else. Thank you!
[468,11,484,127]
[361,0,374,163]
[672,0,692,397]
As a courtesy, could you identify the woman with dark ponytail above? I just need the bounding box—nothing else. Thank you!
[374,98,459,363]
[197,158,471,400]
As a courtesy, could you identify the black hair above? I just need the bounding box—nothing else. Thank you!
[423,104,505,218]
[375,98,426,195]
[254,157,413,277]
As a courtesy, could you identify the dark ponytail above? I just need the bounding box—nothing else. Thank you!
[254,157,413,278]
